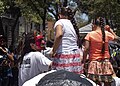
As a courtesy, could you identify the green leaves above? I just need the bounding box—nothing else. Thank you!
[0,1,4,14]
[77,0,120,35]
[14,0,56,23]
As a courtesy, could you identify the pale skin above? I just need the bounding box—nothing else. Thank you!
[50,14,67,57]
[104,25,119,40]
[50,25,63,57]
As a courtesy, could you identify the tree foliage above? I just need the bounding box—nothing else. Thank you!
[1,0,119,35]
[0,0,58,23]
[0,0,11,15]
[77,0,120,35]
[15,0,46,23]
[0,1,4,14]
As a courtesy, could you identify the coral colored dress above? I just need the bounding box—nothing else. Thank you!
[85,30,115,82]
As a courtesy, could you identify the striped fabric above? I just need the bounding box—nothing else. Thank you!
[52,49,83,74]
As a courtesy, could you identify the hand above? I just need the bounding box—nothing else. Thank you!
[0,47,7,54]
[49,50,56,58]
[104,25,110,32]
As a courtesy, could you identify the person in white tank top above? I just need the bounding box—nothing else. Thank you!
[50,7,83,74]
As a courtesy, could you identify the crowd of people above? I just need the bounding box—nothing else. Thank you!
[0,35,16,86]
[0,7,120,86]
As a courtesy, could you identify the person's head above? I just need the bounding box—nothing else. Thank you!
[0,35,7,47]
[34,30,46,51]
[58,7,81,48]
[23,32,37,55]
[92,17,105,30]
[92,17,106,54]
[35,35,46,51]
[58,7,74,19]
[19,32,37,64]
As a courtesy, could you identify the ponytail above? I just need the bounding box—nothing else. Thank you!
[93,17,106,54]
[99,17,105,54]
[67,7,81,48]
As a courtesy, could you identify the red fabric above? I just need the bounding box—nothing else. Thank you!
[35,35,45,50]
[52,53,83,74]
[54,54,80,58]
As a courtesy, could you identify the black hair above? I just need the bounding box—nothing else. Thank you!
[0,35,7,42]
[23,32,36,54]
[20,31,36,64]
[93,17,106,54]
[60,7,81,48]
[0,35,7,48]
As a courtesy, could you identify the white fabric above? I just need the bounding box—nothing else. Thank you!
[23,70,98,86]
[113,77,120,86]
[54,19,79,53]
[19,51,52,86]
[42,47,53,58]
[22,70,56,86]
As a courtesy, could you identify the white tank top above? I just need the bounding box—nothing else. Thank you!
[54,19,79,54]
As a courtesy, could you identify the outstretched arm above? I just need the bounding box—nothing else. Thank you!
[0,47,14,61]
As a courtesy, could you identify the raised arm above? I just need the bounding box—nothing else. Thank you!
[105,25,119,40]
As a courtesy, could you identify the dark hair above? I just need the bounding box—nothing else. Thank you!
[0,35,7,42]
[23,32,36,53]
[20,31,36,64]
[60,7,81,48]
[0,35,7,47]
[93,17,105,54]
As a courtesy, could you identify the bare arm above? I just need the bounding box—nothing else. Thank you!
[7,52,14,61]
[105,25,119,40]
[82,40,90,64]
[51,25,63,56]
[0,47,14,61]
[109,28,119,39]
